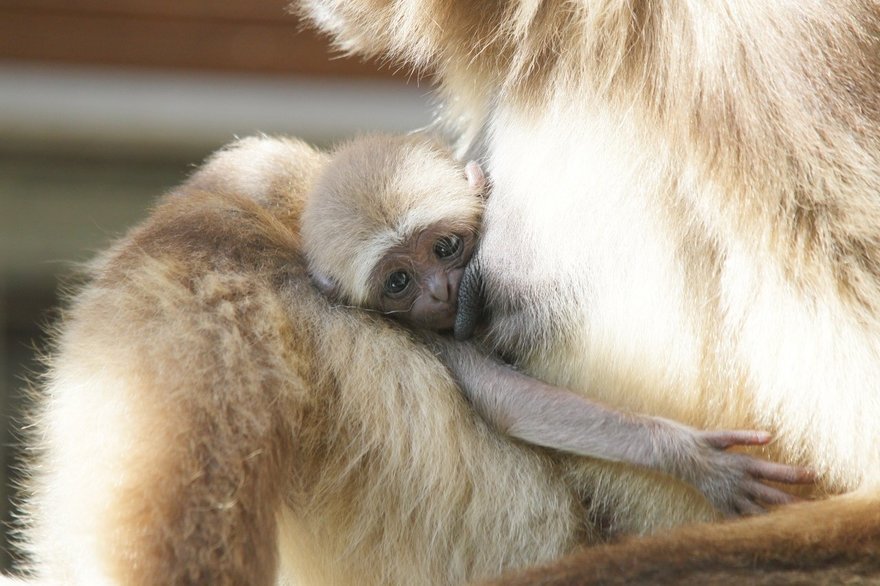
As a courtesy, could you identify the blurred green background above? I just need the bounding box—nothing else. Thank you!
[0,1,433,571]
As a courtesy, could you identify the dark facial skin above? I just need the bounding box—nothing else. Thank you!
[370,223,477,331]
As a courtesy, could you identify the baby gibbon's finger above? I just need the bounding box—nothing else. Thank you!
[745,481,801,506]
[744,458,817,485]
[703,430,772,449]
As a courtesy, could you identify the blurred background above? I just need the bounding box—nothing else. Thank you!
[0,1,434,571]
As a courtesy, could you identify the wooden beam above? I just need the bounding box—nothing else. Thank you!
[0,0,292,22]
[0,3,397,78]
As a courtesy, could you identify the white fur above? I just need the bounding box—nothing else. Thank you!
[482,85,880,493]
[484,98,704,418]
[24,361,140,586]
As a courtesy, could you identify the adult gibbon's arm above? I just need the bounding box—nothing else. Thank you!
[486,492,880,585]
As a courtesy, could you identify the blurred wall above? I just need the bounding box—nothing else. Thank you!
[0,0,434,571]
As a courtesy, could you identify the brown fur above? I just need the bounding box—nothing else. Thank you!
[19,141,324,584]
[15,137,592,584]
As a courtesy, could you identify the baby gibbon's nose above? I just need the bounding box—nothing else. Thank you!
[427,273,451,302]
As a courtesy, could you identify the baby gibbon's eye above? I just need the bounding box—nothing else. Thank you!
[384,270,411,296]
[433,235,461,259]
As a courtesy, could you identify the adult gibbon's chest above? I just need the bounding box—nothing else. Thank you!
[476,100,709,420]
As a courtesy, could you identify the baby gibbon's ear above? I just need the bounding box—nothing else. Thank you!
[310,271,341,302]
[465,161,487,195]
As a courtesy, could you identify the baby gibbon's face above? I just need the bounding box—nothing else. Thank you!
[369,222,477,331]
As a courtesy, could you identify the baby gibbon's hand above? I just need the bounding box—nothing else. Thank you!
[680,429,815,517]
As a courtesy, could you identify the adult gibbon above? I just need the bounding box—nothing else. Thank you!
[298,0,880,582]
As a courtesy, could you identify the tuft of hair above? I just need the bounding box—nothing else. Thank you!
[302,133,484,305]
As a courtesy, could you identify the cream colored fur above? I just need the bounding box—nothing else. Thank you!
[14,137,588,585]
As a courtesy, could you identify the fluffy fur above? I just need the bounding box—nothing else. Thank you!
[13,137,588,585]
[295,0,880,580]
[302,134,483,305]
